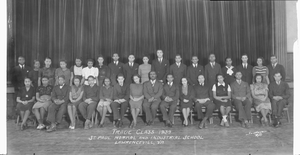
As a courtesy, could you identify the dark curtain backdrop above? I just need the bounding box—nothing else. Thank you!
[8,0,274,78]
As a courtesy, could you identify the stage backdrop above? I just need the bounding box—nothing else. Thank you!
[8,0,275,81]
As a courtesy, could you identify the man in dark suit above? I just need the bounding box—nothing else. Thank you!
[236,54,253,85]
[186,56,204,86]
[46,75,70,132]
[108,53,124,86]
[160,74,179,127]
[268,72,290,127]
[143,71,163,126]
[267,55,286,83]
[12,56,31,92]
[193,74,215,129]
[230,71,252,128]
[123,54,139,85]
[204,54,222,88]
[111,74,130,128]
[151,50,169,84]
[169,54,187,86]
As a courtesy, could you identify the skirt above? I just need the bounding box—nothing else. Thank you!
[17,102,34,111]
[214,99,232,109]
[68,100,82,108]
[97,100,112,113]
[32,95,52,111]
[255,102,272,113]
[129,99,143,110]
[180,101,193,111]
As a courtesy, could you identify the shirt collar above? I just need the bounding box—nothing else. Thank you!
[151,79,156,84]
[19,64,24,68]
[199,83,204,86]
[226,66,233,69]
[218,82,225,86]
[59,84,65,88]
[168,82,173,86]
[176,62,181,66]
[273,63,278,67]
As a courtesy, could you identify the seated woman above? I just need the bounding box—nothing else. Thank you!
[97,77,113,128]
[32,76,53,130]
[179,77,195,127]
[129,74,144,128]
[250,74,272,126]
[212,74,232,127]
[16,77,36,130]
[68,76,84,129]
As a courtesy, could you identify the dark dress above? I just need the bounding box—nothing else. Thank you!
[28,69,42,88]
[179,85,195,110]
[16,86,35,111]
[32,85,53,111]
[212,83,232,109]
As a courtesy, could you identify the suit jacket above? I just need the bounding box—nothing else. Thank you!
[51,84,70,102]
[204,62,222,88]
[162,83,179,102]
[123,62,139,85]
[143,80,163,101]
[108,62,124,84]
[12,65,31,90]
[230,80,252,102]
[113,84,130,101]
[267,64,286,83]
[169,63,187,85]
[236,64,253,85]
[151,58,169,82]
[186,64,204,86]
[82,84,100,102]
[179,85,195,101]
[193,83,213,101]
[268,81,290,100]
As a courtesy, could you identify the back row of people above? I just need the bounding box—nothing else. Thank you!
[12,50,286,92]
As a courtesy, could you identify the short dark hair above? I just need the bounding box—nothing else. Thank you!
[73,75,81,81]
[241,54,248,58]
[45,57,52,61]
[97,54,104,59]
[18,56,25,59]
[253,73,263,83]
[274,72,281,76]
[87,59,94,64]
[59,59,67,64]
[235,71,242,75]
[41,76,49,80]
[270,55,277,59]
[216,74,224,81]
[117,74,125,79]
[58,75,65,80]
[225,57,232,61]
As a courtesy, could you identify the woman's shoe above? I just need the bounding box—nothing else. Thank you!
[129,122,134,128]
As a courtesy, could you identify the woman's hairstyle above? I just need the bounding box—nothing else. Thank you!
[73,75,81,83]
[257,57,265,64]
[103,77,111,86]
[132,74,141,83]
[181,77,189,85]
[44,57,52,61]
[24,77,32,81]
[254,73,263,83]
[216,73,224,81]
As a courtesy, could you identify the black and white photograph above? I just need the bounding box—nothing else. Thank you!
[3,0,298,154]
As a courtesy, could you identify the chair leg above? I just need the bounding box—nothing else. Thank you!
[286,109,290,123]
[95,112,98,126]
[16,115,20,129]
[172,117,175,125]
[190,110,193,125]
[229,113,232,124]
[91,112,95,126]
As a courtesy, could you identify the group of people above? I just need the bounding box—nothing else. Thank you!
[12,49,290,132]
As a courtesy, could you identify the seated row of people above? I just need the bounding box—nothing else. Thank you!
[16,70,289,132]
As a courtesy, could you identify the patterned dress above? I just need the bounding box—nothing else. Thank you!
[32,85,53,111]
[250,83,271,112]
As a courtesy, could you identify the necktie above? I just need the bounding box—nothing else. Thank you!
[211,63,214,68]
[130,63,133,67]
[177,63,180,68]
[21,65,23,69]
[272,64,275,69]
[238,80,241,85]
[243,64,246,69]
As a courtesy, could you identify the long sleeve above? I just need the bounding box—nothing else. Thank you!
[124,86,130,101]
[91,86,99,102]
[82,86,87,101]
[282,82,290,99]
[281,65,286,81]
[268,84,274,99]
[143,83,151,99]
[170,86,180,101]
[163,62,170,81]
[113,86,119,100]
[63,86,70,101]
[245,84,251,99]
[189,87,195,100]
[154,84,163,99]
[231,84,238,99]
[51,87,57,101]
[99,87,104,100]
[204,66,208,81]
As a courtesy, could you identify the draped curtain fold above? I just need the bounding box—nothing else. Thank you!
[8,0,274,75]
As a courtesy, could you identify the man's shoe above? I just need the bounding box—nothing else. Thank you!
[220,119,225,126]
[199,121,205,129]
[118,121,123,128]
[115,120,120,128]
[46,124,56,132]
[84,120,90,130]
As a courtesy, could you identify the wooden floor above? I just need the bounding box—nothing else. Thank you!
[7,114,293,155]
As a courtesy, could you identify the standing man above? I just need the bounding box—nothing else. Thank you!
[193,75,215,129]
[236,54,253,85]
[123,54,139,85]
[111,74,130,128]
[204,54,222,88]
[169,54,187,86]
[108,53,124,86]
[222,57,237,85]
[151,50,169,84]
[267,55,286,83]
[143,71,163,126]
[46,75,69,132]
[268,72,290,127]
[230,71,252,128]
[78,76,100,129]
[12,56,31,92]
[186,56,204,86]
[160,74,179,128]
